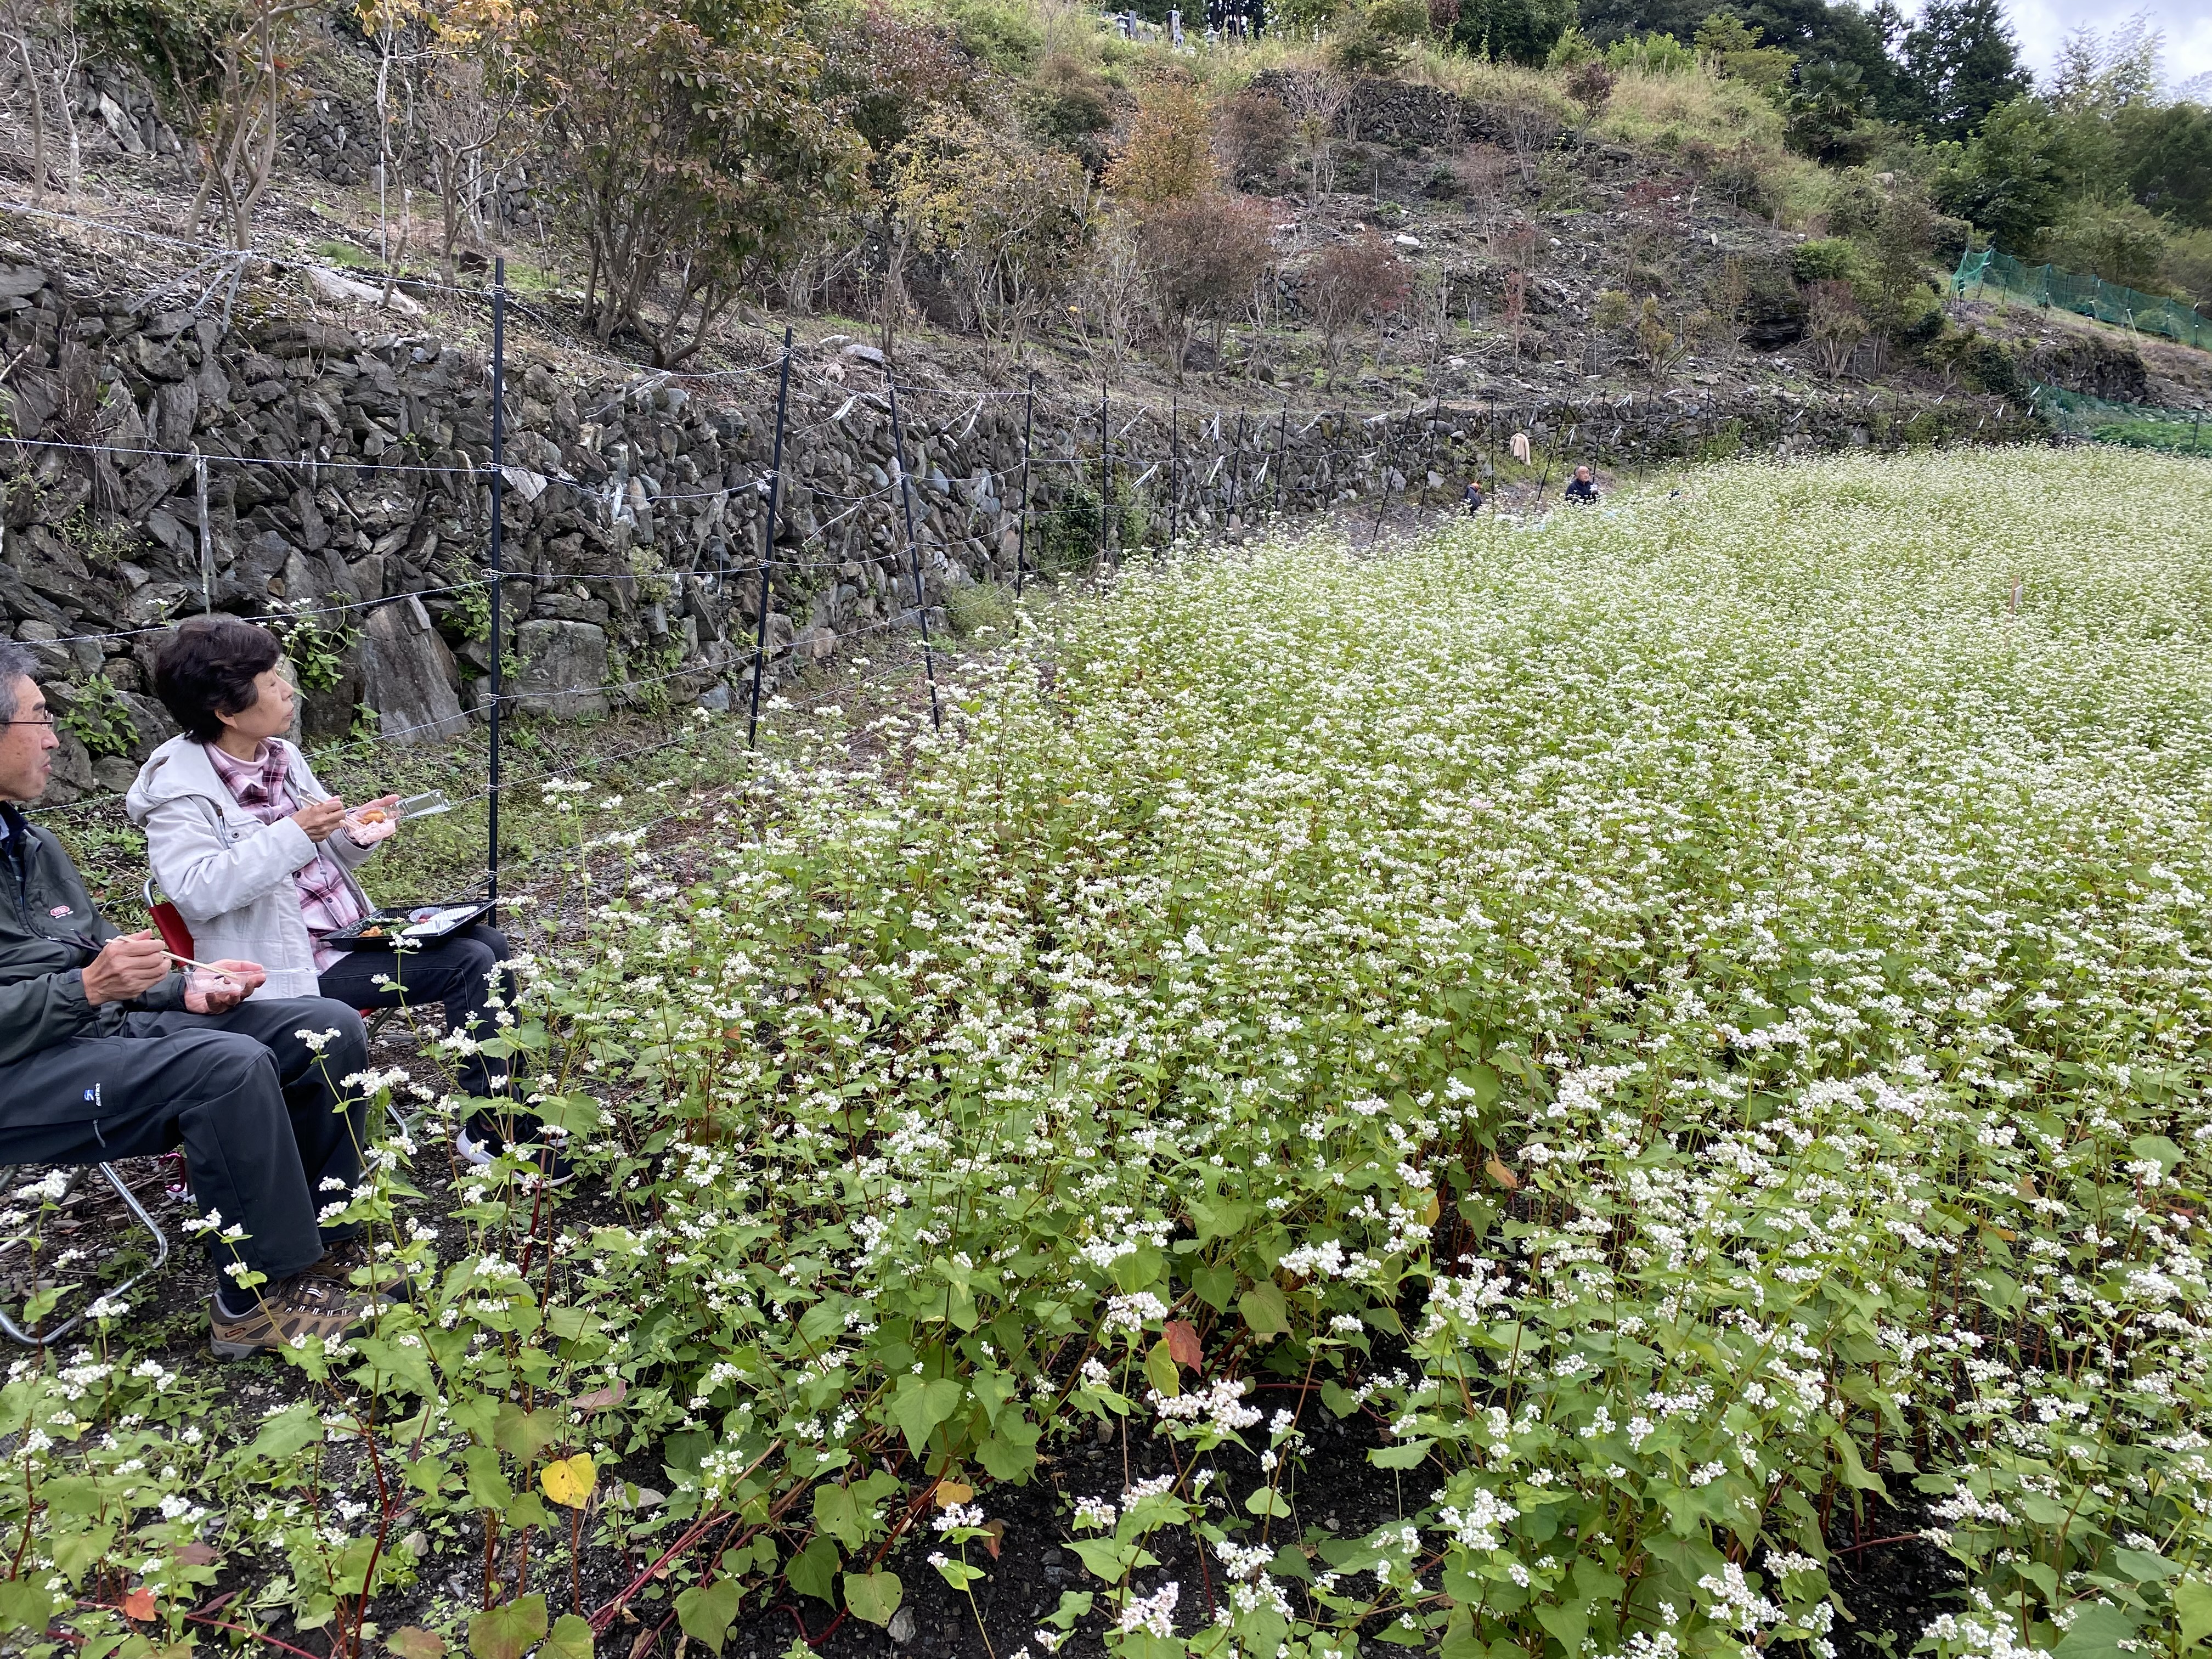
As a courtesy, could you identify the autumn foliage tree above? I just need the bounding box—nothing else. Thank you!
[417,0,527,277]
[1137,191,1274,379]
[889,106,1092,366]
[1104,76,1215,207]
[82,0,325,247]
[822,0,974,160]
[526,0,865,365]
[1300,233,1409,383]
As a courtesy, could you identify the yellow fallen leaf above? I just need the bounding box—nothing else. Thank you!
[934,1480,975,1508]
[1485,1155,1520,1193]
[1420,1187,1441,1226]
[541,1453,597,1510]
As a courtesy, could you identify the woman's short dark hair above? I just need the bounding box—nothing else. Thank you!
[154,616,281,743]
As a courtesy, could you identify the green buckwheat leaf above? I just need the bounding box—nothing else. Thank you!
[2177,1577,2212,1649]
[1369,1439,1433,1469]
[1238,1282,1289,1338]
[467,1595,547,1659]
[675,1578,743,1652]
[2050,1603,2140,1659]
[1143,1338,1180,1399]
[891,1377,966,1455]
[542,1616,594,1659]
[787,1536,840,1605]
[842,1570,903,1627]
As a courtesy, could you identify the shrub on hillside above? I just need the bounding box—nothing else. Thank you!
[1604,30,1696,74]
[1365,0,1431,37]
[1791,235,1864,284]
[1105,78,1216,207]
[1564,57,1616,120]
[527,0,866,367]
[1821,167,1885,240]
[2043,199,2176,295]
[1692,9,1796,93]
[1216,87,1294,187]
[1448,0,1573,66]
[822,1,979,158]
[2165,227,2212,308]
[1022,54,1115,159]
[1331,28,1408,72]
[1138,191,1277,377]
[1683,137,1788,218]
[1804,276,1866,376]
[1300,233,1410,382]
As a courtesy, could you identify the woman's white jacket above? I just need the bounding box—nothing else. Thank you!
[124,735,377,1000]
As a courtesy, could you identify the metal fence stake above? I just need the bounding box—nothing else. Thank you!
[1226,411,1246,529]
[747,327,794,749]
[1167,392,1180,545]
[886,372,943,731]
[487,257,505,920]
[1014,373,1035,597]
[1097,382,1110,571]
[1369,408,1397,548]
[1272,402,1288,518]
[194,450,211,614]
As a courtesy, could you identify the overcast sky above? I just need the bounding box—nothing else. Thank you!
[1997,0,2212,93]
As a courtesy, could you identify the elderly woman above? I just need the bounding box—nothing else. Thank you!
[126,614,550,1177]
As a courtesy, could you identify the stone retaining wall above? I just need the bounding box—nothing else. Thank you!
[0,245,2036,803]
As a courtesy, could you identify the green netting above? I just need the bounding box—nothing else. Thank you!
[2028,380,2212,455]
[1954,247,2212,352]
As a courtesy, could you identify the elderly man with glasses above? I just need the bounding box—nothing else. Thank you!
[0,641,379,1356]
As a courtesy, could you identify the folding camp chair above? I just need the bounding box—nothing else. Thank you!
[0,1161,170,1346]
[142,879,415,1136]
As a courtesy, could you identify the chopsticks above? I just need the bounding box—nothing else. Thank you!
[162,950,240,979]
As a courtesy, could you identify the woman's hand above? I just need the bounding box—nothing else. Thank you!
[291,798,347,843]
[345,796,402,847]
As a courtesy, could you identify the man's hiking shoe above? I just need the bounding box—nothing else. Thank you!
[456,1114,574,1187]
[304,1237,407,1301]
[209,1276,373,1358]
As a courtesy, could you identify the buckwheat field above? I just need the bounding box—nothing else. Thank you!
[9,444,2212,1659]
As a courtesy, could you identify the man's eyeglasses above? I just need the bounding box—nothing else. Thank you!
[0,715,55,728]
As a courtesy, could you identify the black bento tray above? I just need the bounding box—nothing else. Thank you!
[324,901,490,951]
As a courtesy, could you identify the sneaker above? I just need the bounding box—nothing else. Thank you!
[304,1237,407,1301]
[209,1275,374,1359]
[455,1114,574,1187]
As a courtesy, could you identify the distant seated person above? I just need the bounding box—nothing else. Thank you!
[123,616,559,1180]
[1564,465,1600,504]
[0,641,377,1357]
[1464,479,1487,515]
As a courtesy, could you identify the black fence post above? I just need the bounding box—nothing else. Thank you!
[747,326,794,748]
[1097,382,1110,571]
[194,450,211,613]
[1226,412,1246,529]
[1014,373,1035,597]
[1272,402,1288,518]
[1415,396,1440,527]
[1369,409,1396,548]
[886,372,943,731]
[1531,407,1562,506]
[487,257,506,919]
[1167,393,1180,544]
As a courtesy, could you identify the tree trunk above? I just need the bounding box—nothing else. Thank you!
[13,36,48,205]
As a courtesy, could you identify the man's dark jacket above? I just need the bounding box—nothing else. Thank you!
[0,804,185,1069]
